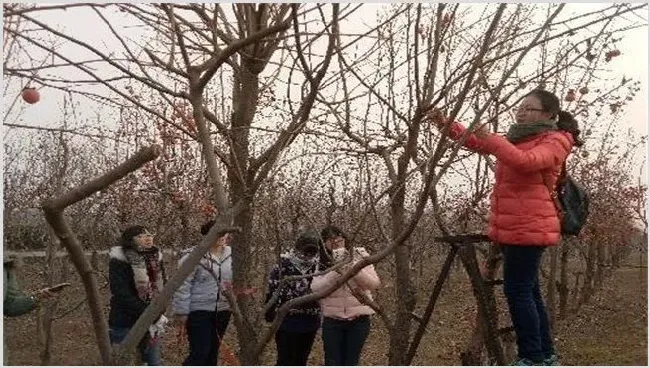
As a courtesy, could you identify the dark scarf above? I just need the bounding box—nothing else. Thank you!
[506,120,557,143]
[124,246,164,303]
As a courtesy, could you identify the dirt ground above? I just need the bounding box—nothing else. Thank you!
[3,253,647,366]
[553,265,647,366]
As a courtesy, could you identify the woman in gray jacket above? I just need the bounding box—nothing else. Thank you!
[172,220,233,366]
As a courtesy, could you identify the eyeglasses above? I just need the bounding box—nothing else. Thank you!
[517,106,545,113]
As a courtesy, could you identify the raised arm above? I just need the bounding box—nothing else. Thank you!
[426,109,488,153]
[446,122,490,153]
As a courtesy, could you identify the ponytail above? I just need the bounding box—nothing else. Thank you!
[557,110,583,147]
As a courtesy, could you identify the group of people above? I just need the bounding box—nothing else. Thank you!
[107,222,380,366]
[6,88,580,366]
[264,226,381,366]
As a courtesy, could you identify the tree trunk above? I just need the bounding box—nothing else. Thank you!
[458,245,505,366]
[231,201,262,365]
[461,244,505,365]
[37,301,56,365]
[38,232,60,365]
[405,246,458,365]
[558,242,570,320]
[571,273,582,312]
[179,201,190,257]
[594,241,606,289]
[42,210,112,365]
[387,183,415,366]
[389,247,416,365]
[545,246,558,328]
[228,61,262,365]
[580,242,597,306]
[640,246,645,280]
[603,244,614,279]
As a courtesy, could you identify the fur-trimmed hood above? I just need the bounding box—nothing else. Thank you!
[109,246,163,262]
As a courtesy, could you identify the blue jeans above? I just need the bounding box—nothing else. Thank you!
[322,315,371,366]
[502,245,555,363]
[109,326,161,366]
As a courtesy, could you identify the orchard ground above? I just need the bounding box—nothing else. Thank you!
[3,249,647,366]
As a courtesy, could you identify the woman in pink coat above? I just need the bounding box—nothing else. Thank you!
[429,89,582,366]
[311,226,381,366]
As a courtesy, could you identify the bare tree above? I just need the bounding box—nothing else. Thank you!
[4,2,646,365]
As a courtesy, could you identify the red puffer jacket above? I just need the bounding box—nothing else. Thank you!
[447,123,574,246]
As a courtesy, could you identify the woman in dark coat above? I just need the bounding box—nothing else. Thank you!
[265,229,323,366]
[108,225,167,365]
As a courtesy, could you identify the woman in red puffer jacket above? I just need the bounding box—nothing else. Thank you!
[429,89,583,366]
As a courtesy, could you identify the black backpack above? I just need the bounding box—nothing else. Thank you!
[542,164,590,236]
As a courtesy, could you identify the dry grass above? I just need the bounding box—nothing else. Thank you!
[4,251,646,365]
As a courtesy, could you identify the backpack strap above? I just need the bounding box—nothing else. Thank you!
[541,162,566,220]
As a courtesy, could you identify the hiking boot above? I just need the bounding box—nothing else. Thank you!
[510,358,543,366]
[543,354,559,366]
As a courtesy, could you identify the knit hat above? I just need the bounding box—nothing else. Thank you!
[294,228,322,252]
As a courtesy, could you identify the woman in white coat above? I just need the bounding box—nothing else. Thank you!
[172,220,233,366]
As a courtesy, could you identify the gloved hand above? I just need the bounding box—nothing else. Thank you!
[157,314,169,328]
[332,247,349,263]
[149,314,169,338]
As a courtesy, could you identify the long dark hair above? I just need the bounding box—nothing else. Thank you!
[526,89,584,147]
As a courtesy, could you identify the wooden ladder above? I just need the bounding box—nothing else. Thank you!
[405,233,512,366]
